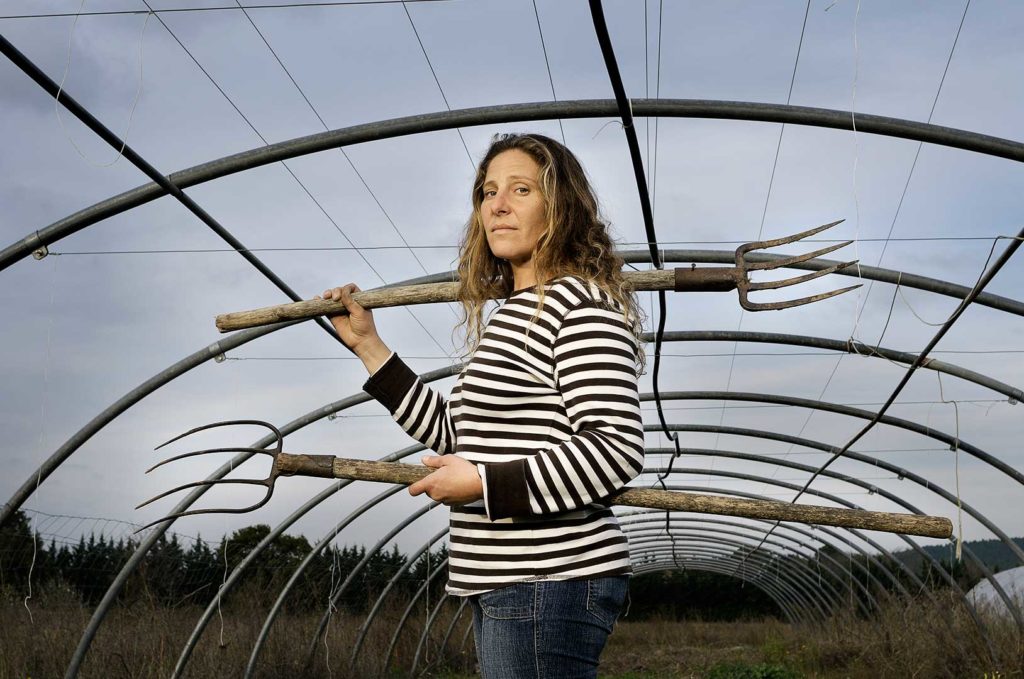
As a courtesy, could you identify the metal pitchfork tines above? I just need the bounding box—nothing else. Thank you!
[673,219,862,310]
[134,419,429,533]
[135,420,955,539]
[135,419,285,531]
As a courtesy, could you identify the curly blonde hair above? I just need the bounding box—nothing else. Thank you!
[456,133,644,367]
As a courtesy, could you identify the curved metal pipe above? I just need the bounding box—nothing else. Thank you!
[0,321,290,529]
[619,512,900,603]
[648,466,1020,627]
[643,424,1024,567]
[6,291,1005,675]
[302,501,443,670]
[6,97,1023,272]
[0,79,1016,672]
[0,33,341,342]
[628,538,840,620]
[643,392,1024,487]
[457,608,475,657]
[621,520,872,612]
[347,527,449,674]
[422,598,470,679]
[655,482,1000,660]
[68,366,455,679]
[633,559,799,624]
[410,593,452,677]
[182,451,422,679]
[398,505,877,664]
[631,545,816,622]
[626,535,834,619]
[235,484,422,679]
[628,533,868,619]
[383,557,451,676]
[58,373,1000,677]
[651,330,1023,403]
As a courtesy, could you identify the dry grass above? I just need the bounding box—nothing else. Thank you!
[602,592,1023,678]
[2,590,1021,678]
[0,587,474,678]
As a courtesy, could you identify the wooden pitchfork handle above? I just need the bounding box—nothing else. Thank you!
[216,271,672,333]
[275,453,953,539]
[214,220,862,332]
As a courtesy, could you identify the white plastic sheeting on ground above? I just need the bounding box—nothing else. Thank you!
[967,566,1024,617]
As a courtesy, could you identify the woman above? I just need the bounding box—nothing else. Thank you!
[322,133,645,678]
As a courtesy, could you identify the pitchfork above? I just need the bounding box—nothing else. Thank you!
[135,419,953,538]
[213,220,861,332]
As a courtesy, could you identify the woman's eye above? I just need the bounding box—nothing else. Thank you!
[515,186,529,194]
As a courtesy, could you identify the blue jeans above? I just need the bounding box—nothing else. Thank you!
[468,576,629,679]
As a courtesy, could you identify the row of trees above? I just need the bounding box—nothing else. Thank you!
[0,509,992,620]
[0,510,446,611]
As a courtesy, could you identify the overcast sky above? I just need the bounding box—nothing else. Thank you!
[1,0,1022,565]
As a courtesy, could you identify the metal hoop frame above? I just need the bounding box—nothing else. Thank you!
[1,17,1021,676]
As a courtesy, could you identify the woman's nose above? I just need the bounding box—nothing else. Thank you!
[491,190,510,214]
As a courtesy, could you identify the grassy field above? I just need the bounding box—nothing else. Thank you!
[1,589,1020,678]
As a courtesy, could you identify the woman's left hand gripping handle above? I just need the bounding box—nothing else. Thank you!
[319,283,392,374]
[409,455,483,506]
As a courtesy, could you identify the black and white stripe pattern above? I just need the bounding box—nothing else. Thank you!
[364,277,644,595]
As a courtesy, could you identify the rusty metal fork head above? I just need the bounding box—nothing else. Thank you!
[134,419,283,532]
[734,219,861,311]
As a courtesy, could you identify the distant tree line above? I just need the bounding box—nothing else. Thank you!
[0,510,446,612]
[0,509,1003,620]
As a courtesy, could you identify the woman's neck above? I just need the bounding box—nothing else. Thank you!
[511,262,537,291]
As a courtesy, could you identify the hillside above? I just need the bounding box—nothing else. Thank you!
[891,537,1024,572]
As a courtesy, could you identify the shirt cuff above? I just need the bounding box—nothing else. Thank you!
[477,464,490,516]
[362,352,417,414]
[368,351,395,378]
[482,458,532,520]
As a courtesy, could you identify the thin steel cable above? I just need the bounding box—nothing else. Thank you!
[640,397,1006,413]
[754,271,900,499]
[737,233,1022,573]
[754,0,811,243]
[634,5,659,475]
[1,27,346,348]
[530,0,565,145]
[54,0,151,167]
[746,0,977,502]
[147,0,451,355]
[644,0,650,182]
[756,0,975,484]
[219,347,1024,361]
[45,234,1016,255]
[232,0,460,334]
[710,1,811,483]
[637,0,680,569]
[854,0,971,317]
[24,254,60,622]
[649,0,664,213]
[800,235,1019,490]
[0,1,455,20]
[647,1,666,501]
[400,1,474,167]
[234,0,432,276]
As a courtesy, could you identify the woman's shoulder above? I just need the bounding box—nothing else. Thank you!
[544,275,621,313]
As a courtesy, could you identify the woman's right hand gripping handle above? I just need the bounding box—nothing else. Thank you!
[320,283,392,375]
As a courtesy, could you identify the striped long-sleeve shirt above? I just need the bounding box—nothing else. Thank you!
[363,276,645,595]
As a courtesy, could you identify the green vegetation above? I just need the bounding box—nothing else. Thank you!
[705,662,802,679]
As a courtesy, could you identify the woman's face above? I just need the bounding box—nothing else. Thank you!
[481,149,547,273]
